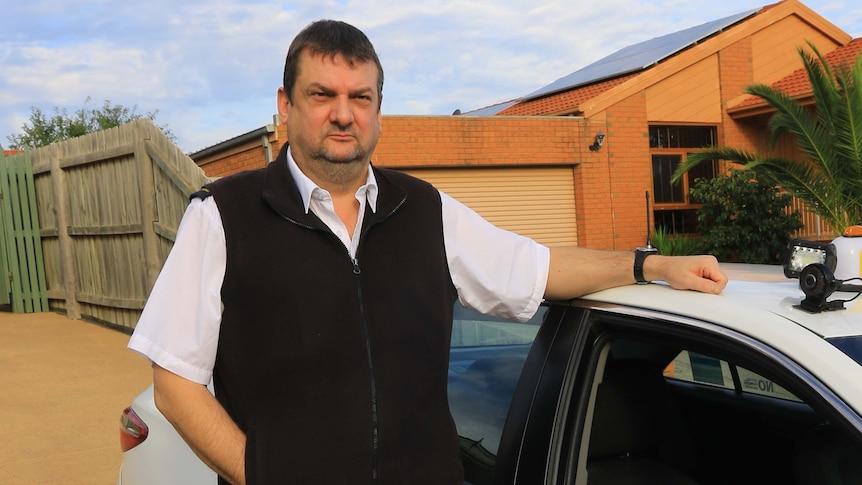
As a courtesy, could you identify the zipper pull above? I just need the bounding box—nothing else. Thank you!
[352,258,361,275]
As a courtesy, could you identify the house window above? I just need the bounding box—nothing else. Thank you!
[649,125,719,234]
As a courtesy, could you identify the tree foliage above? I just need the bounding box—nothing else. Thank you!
[674,42,862,234]
[689,169,803,264]
[6,97,174,149]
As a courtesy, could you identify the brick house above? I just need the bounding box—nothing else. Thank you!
[191,0,854,249]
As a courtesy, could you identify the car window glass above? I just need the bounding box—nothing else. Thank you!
[664,350,801,402]
[577,330,862,485]
[450,304,542,347]
[448,303,548,485]
[663,350,734,389]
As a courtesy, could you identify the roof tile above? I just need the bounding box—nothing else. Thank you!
[498,74,637,116]
[732,37,862,109]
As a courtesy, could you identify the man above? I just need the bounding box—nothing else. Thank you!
[129,19,727,485]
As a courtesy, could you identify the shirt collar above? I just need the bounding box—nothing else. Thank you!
[286,147,379,214]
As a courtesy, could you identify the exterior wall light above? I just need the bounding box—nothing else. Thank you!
[589,130,606,151]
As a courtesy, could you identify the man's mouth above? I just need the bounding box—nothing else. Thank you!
[327,131,355,141]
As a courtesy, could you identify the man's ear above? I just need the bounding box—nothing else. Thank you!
[277,87,290,125]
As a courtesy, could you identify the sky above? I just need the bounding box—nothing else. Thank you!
[2,1,861,154]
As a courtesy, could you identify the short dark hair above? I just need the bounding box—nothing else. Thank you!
[282,19,384,106]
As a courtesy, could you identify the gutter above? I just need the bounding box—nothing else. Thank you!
[189,123,277,163]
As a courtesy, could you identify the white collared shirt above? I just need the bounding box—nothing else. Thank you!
[287,149,377,258]
[128,150,550,384]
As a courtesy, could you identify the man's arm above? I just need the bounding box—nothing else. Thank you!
[152,365,246,485]
[544,247,727,300]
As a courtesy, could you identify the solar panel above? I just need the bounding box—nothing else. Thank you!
[463,100,519,116]
[522,8,760,102]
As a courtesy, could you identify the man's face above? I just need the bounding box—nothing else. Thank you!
[278,50,382,184]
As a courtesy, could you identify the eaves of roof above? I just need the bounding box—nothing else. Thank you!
[728,37,862,117]
[462,100,520,116]
[189,124,276,161]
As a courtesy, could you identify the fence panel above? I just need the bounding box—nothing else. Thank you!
[0,148,49,312]
[787,197,837,241]
[29,119,211,330]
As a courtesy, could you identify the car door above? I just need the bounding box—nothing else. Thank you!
[447,302,560,485]
[494,301,862,485]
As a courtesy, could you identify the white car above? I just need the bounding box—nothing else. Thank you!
[118,382,216,483]
[119,252,862,484]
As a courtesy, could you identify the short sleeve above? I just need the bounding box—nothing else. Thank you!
[127,197,226,384]
[440,191,550,322]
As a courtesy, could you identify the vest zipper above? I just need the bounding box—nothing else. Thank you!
[270,194,407,483]
[352,257,380,483]
[351,197,404,484]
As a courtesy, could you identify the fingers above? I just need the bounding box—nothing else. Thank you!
[665,255,727,294]
[689,256,727,294]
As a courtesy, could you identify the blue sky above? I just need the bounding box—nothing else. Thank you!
[2,1,861,153]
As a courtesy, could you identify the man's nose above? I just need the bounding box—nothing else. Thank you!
[329,96,354,126]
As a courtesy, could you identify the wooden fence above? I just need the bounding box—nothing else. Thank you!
[789,197,838,241]
[29,118,211,331]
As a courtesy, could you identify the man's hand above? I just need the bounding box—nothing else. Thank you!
[644,254,728,295]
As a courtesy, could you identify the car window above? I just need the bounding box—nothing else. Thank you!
[664,350,801,402]
[572,316,862,485]
[448,303,548,485]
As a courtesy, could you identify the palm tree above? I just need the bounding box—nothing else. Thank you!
[673,41,862,234]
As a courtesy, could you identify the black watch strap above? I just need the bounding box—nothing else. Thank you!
[634,247,658,284]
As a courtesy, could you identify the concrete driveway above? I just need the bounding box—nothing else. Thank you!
[0,310,151,484]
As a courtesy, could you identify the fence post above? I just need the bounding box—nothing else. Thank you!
[49,145,80,319]
[136,136,161,294]
[0,148,12,308]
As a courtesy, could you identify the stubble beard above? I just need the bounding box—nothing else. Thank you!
[308,144,369,187]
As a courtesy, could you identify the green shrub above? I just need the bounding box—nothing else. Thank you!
[689,169,803,263]
[652,226,702,256]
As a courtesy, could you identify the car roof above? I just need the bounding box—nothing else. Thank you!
[579,263,862,340]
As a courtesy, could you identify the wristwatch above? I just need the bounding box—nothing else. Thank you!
[634,247,659,284]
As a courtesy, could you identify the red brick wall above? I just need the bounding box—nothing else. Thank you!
[572,121,613,249]
[373,116,579,167]
[202,116,583,174]
[197,138,275,178]
[604,94,653,250]
[719,38,760,152]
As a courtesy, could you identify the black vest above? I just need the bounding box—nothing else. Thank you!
[202,146,462,484]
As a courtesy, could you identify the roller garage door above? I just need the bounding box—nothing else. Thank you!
[401,167,577,247]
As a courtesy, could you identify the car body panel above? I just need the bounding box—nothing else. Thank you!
[117,385,216,484]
